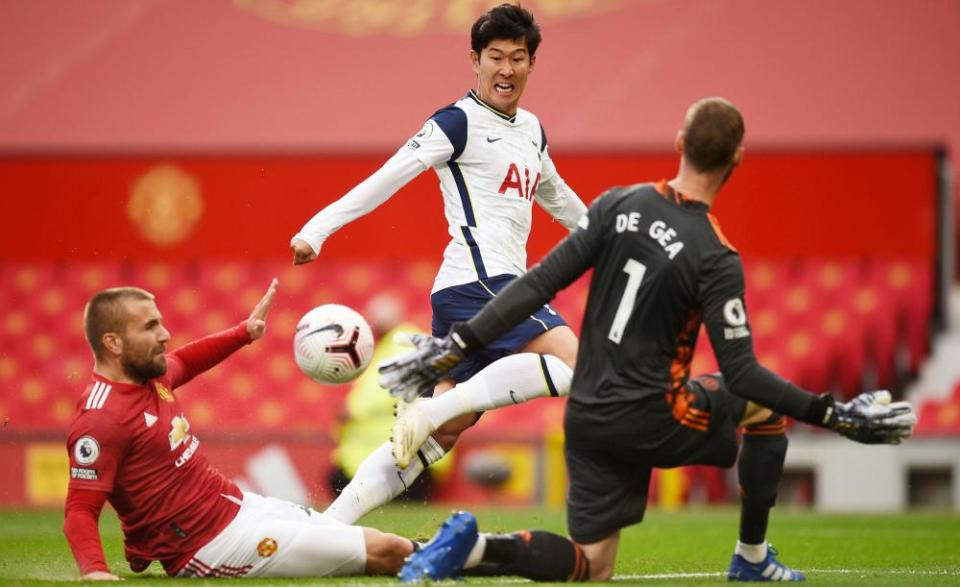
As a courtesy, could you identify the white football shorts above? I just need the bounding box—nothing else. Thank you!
[178,491,367,578]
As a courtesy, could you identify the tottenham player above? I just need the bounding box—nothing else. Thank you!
[63,281,418,580]
[381,98,917,582]
[291,3,584,524]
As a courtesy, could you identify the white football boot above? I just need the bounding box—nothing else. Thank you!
[391,398,437,469]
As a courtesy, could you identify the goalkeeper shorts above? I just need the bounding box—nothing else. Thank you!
[564,373,748,543]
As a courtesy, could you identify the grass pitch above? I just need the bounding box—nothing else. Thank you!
[2,505,958,585]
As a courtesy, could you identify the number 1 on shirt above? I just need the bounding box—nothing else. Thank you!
[608,259,647,344]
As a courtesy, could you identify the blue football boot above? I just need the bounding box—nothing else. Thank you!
[728,545,805,581]
[398,511,478,583]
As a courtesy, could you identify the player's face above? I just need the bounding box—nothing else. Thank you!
[471,38,535,116]
[118,299,170,382]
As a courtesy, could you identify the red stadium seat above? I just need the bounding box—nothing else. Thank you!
[0,256,935,434]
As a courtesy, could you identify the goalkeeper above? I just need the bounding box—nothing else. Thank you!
[381,97,916,583]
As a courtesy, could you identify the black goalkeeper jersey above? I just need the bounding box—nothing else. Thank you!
[464,181,821,428]
[560,181,743,405]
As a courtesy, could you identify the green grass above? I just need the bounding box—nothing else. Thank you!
[2,506,958,585]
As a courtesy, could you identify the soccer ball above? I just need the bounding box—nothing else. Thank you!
[294,304,375,384]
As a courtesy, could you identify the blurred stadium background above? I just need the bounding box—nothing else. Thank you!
[1,0,958,543]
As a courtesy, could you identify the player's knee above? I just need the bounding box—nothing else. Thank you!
[523,326,578,370]
[554,334,579,371]
[363,529,412,575]
[558,348,577,371]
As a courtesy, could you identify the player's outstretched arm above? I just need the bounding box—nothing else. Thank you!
[246,277,278,341]
[700,255,916,443]
[290,147,428,265]
[165,278,277,388]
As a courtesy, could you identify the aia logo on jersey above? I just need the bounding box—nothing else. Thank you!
[155,382,174,402]
[498,163,540,201]
[169,415,191,450]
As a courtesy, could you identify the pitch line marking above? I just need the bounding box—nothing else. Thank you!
[477,568,960,583]
[611,568,960,580]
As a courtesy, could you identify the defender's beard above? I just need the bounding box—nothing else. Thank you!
[122,351,167,383]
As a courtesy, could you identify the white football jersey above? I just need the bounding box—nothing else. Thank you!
[407,91,585,292]
[292,90,585,294]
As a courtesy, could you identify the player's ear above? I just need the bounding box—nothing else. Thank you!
[675,131,685,154]
[470,50,481,75]
[102,332,123,357]
[529,53,536,73]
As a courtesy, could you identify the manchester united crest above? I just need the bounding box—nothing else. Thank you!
[127,164,204,247]
[257,537,278,558]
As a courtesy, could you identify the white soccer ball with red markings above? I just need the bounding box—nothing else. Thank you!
[294,304,374,384]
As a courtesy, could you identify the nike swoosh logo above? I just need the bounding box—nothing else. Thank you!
[509,390,520,404]
[303,323,344,339]
[486,137,502,143]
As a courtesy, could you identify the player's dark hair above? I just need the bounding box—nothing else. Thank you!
[683,97,745,173]
[471,3,542,56]
[84,287,155,359]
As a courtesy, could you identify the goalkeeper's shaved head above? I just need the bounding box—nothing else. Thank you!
[682,97,745,173]
[84,287,155,359]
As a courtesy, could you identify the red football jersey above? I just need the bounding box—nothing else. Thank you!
[66,325,250,575]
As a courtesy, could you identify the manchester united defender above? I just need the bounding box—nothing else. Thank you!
[63,280,415,580]
[381,98,917,583]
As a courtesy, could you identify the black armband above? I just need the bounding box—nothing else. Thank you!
[801,393,836,428]
[449,322,483,356]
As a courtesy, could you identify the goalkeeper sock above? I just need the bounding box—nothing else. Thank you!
[737,414,788,546]
[463,531,590,581]
[418,353,572,430]
[324,439,444,524]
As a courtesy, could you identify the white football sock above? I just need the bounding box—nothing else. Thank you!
[418,353,572,430]
[325,439,445,524]
[464,534,487,569]
[735,540,768,564]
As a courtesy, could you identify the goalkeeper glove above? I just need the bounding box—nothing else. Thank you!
[817,390,916,444]
[377,323,479,402]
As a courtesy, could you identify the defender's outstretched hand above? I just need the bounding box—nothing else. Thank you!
[246,278,278,341]
[823,390,916,444]
[291,238,319,265]
[378,333,465,402]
